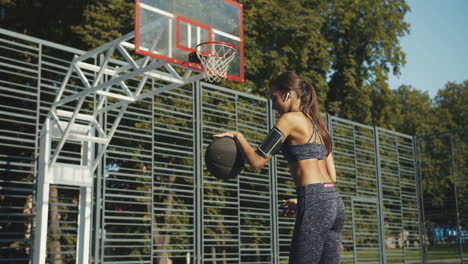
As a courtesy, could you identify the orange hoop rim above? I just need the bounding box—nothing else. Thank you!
[195,41,238,58]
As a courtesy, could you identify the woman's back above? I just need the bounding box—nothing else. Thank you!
[278,112,336,186]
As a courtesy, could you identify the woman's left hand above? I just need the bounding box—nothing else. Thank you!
[213,131,239,139]
[279,198,298,217]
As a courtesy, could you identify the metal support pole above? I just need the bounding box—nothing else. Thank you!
[235,93,241,263]
[395,136,405,260]
[234,92,242,263]
[374,127,387,264]
[268,98,279,264]
[76,128,94,264]
[32,42,43,260]
[450,136,464,262]
[93,54,104,264]
[194,81,203,264]
[352,125,358,196]
[351,199,358,264]
[414,136,427,263]
[150,80,155,264]
[33,119,52,264]
[99,97,108,264]
[76,186,92,264]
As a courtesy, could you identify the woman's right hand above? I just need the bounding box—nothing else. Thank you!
[279,198,298,217]
[213,131,239,139]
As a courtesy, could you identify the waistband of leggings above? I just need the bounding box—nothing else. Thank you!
[295,182,337,196]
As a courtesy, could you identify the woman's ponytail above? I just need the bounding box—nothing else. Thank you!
[299,78,333,156]
[269,72,333,155]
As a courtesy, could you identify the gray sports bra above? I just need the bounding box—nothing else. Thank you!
[281,127,327,162]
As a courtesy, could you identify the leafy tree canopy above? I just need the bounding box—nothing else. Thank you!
[4,0,466,135]
[433,80,468,130]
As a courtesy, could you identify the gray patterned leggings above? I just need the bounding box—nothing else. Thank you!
[289,183,345,264]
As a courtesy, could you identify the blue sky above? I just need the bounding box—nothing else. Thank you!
[387,0,468,99]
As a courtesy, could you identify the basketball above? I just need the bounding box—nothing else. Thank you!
[205,136,244,180]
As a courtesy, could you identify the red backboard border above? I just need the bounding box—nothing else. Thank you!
[134,0,244,82]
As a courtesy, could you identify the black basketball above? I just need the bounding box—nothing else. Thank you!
[205,136,244,180]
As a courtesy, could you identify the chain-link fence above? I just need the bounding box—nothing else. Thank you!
[0,28,423,264]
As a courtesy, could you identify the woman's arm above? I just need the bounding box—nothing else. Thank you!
[213,131,271,170]
[236,132,272,170]
[214,113,296,170]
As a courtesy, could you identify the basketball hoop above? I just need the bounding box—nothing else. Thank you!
[195,41,237,82]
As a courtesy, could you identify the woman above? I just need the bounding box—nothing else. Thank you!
[214,71,345,264]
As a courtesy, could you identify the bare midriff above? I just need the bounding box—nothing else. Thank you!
[288,159,336,187]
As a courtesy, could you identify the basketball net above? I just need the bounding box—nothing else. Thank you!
[196,41,237,82]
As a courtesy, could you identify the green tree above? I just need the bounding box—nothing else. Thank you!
[238,0,331,105]
[71,0,134,49]
[417,81,467,234]
[394,84,435,135]
[0,0,90,47]
[324,0,410,125]
[370,68,401,130]
[3,0,411,126]
[433,80,468,130]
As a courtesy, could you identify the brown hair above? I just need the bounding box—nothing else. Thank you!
[269,71,332,155]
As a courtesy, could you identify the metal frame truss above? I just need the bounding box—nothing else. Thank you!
[33,31,204,264]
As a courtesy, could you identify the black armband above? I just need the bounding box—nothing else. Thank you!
[256,127,285,158]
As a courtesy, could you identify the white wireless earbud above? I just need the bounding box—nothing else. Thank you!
[285,93,290,101]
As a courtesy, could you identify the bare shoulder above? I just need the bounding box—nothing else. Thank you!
[276,112,304,126]
[275,112,304,137]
